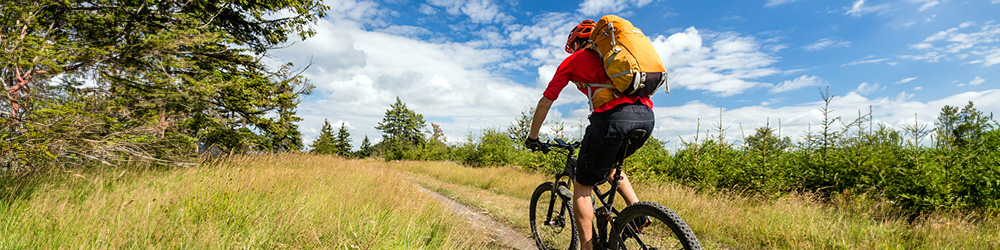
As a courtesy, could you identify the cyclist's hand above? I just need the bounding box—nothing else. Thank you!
[525,137,544,152]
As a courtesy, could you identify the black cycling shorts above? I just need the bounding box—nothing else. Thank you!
[575,102,655,186]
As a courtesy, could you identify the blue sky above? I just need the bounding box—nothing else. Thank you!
[274,0,1000,149]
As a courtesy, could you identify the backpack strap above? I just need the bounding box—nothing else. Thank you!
[573,81,614,112]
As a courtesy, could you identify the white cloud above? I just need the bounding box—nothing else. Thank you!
[804,38,851,51]
[765,0,798,7]
[919,1,939,11]
[578,0,657,16]
[909,43,933,50]
[895,77,918,84]
[324,0,391,26]
[426,0,512,23]
[969,76,986,86]
[841,57,890,66]
[905,22,1000,66]
[274,17,539,147]
[846,0,891,17]
[910,0,939,11]
[852,82,882,95]
[771,75,824,93]
[505,13,576,49]
[418,4,437,15]
[650,27,782,97]
[376,25,432,38]
[967,48,1000,66]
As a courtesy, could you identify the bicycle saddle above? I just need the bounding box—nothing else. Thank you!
[625,129,647,144]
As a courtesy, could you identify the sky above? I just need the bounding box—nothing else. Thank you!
[272,0,1000,149]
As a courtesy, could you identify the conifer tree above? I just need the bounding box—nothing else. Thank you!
[374,97,426,160]
[507,107,534,144]
[936,101,993,148]
[334,123,352,156]
[745,126,791,153]
[375,97,426,149]
[1,0,327,166]
[309,119,337,155]
[357,136,374,158]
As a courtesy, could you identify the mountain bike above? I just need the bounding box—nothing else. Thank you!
[529,129,701,250]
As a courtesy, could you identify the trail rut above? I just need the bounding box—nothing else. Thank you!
[412,183,536,250]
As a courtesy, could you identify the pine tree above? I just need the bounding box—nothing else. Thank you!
[375,97,426,151]
[357,135,374,158]
[309,119,337,155]
[334,123,352,156]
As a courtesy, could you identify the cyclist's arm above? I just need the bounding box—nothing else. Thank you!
[530,54,575,140]
[528,96,553,139]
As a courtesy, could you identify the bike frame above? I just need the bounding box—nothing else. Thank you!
[542,140,576,231]
[543,138,635,249]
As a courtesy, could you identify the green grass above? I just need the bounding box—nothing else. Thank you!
[4,154,997,249]
[0,154,490,249]
[395,159,1000,249]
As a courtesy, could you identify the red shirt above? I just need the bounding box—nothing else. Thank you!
[544,49,653,113]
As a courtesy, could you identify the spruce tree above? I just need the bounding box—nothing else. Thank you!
[357,136,374,158]
[334,123,352,156]
[309,119,336,155]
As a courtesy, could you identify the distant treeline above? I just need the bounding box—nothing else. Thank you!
[326,95,998,215]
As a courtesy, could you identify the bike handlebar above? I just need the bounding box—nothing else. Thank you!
[533,139,581,154]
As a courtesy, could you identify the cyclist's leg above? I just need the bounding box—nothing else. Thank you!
[608,102,654,206]
[572,179,596,250]
[575,109,613,250]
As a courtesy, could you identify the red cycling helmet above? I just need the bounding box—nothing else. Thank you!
[565,19,595,53]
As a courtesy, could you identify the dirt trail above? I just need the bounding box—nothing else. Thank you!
[412,183,536,250]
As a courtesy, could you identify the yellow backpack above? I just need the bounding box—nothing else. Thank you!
[581,15,668,111]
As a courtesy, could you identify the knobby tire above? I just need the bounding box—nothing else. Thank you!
[610,201,701,250]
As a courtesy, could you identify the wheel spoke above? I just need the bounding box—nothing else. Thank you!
[530,183,577,250]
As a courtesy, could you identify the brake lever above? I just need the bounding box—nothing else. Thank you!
[541,145,551,154]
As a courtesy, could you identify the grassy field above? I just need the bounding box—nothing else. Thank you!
[0,154,492,249]
[3,154,998,249]
[394,159,1000,249]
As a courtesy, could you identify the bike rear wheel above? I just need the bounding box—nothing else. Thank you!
[529,181,578,250]
[610,201,701,250]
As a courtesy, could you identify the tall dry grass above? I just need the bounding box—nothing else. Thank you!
[397,160,1000,249]
[0,154,490,249]
[5,154,995,249]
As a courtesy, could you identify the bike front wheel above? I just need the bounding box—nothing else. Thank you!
[529,181,578,250]
[610,201,701,250]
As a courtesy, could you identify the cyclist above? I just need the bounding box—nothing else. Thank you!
[525,19,655,250]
